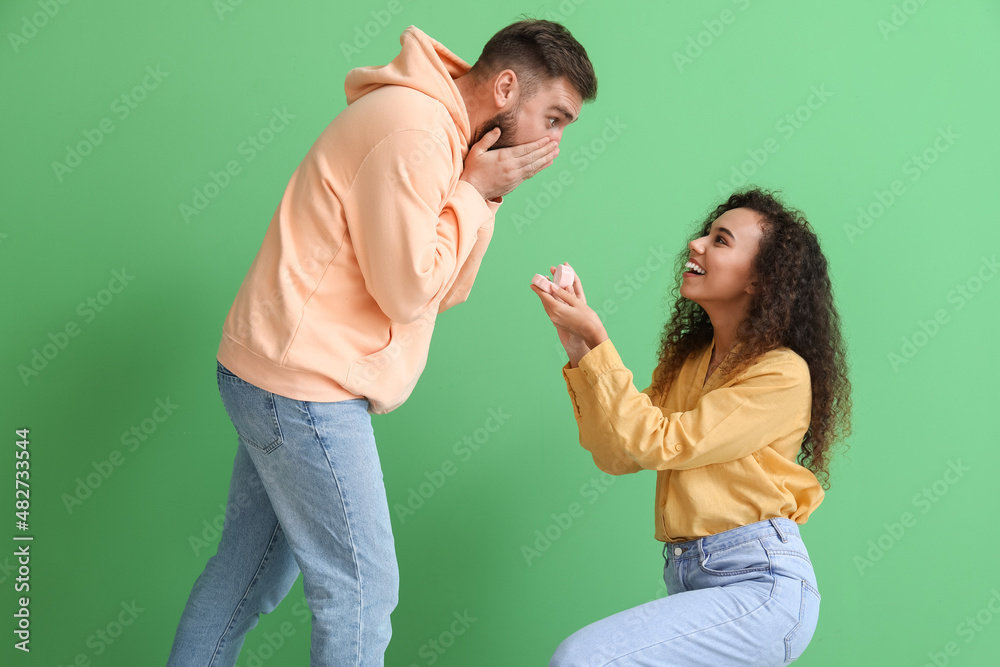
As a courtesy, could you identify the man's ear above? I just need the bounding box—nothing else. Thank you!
[492,69,518,110]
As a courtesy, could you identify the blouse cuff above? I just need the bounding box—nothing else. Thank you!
[576,339,625,383]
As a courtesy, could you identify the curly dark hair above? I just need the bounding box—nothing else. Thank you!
[652,188,851,488]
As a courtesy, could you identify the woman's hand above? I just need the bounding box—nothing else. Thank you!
[530,264,609,367]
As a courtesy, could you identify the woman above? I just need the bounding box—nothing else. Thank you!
[531,188,851,666]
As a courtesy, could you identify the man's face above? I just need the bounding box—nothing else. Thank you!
[471,75,583,150]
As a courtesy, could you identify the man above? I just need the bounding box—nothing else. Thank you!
[167,19,597,667]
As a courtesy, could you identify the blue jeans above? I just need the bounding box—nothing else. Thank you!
[167,362,398,666]
[550,518,820,666]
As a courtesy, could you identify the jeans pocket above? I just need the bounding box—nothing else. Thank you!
[217,367,284,454]
[700,539,771,577]
[216,361,239,378]
[784,580,821,662]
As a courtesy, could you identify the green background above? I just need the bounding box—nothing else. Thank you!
[3,0,999,665]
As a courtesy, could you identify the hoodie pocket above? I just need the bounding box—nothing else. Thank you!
[343,321,403,396]
[343,313,436,399]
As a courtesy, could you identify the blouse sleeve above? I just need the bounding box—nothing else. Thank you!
[563,339,810,471]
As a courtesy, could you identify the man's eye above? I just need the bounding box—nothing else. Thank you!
[548,118,558,127]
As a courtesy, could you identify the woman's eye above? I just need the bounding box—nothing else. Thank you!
[715,235,727,244]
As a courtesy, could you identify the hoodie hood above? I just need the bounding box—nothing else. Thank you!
[345,26,472,146]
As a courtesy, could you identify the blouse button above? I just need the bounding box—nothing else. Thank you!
[674,444,682,452]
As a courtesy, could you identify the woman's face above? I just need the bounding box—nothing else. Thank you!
[679,207,765,314]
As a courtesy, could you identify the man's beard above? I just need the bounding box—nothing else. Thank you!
[470,103,520,150]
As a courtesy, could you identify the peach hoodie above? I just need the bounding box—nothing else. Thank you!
[217,27,499,414]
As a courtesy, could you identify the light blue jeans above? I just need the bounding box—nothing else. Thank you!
[550,518,821,666]
[167,362,398,666]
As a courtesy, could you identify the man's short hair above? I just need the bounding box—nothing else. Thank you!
[468,19,597,102]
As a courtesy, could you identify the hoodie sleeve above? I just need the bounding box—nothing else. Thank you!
[343,128,496,324]
[437,211,499,313]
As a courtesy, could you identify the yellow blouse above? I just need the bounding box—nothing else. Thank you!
[562,339,824,543]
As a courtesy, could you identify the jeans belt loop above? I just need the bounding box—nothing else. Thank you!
[769,518,789,543]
